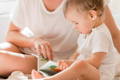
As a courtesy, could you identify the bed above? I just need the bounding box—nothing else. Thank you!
[0,0,120,80]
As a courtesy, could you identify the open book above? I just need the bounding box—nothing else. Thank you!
[38,61,61,76]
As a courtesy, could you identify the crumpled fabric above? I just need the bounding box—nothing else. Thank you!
[7,71,28,80]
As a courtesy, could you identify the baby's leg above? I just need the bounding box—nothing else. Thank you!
[0,42,37,77]
[43,60,100,80]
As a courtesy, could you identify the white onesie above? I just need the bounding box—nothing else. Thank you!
[77,24,118,80]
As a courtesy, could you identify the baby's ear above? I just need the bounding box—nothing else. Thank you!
[88,10,97,20]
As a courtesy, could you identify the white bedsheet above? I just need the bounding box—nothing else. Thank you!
[7,71,28,80]
[7,71,120,80]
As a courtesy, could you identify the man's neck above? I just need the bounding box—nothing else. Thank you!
[43,0,63,12]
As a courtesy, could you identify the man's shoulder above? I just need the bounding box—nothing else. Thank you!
[20,0,38,5]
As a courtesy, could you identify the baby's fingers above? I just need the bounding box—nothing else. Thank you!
[58,61,68,70]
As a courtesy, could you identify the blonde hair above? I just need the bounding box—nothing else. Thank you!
[65,0,105,16]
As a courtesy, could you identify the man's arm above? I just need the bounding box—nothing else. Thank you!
[6,23,53,60]
[104,6,120,53]
[6,23,34,48]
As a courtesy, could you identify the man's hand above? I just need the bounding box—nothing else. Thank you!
[32,38,53,60]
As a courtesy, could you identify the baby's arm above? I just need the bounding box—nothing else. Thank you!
[65,52,107,69]
[57,52,79,70]
[69,52,80,60]
[85,52,107,69]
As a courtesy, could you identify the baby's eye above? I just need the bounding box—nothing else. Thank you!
[73,22,79,25]
[75,22,79,25]
[71,21,79,25]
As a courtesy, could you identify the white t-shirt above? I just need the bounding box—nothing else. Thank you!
[11,0,79,59]
[77,24,118,80]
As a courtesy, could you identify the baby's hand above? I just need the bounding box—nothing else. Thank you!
[58,60,74,70]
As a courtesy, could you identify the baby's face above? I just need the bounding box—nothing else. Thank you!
[65,6,95,34]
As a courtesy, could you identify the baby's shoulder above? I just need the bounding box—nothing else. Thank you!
[92,24,111,39]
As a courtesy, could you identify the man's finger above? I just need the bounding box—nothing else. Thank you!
[46,46,53,60]
[47,43,54,58]
[40,45,47,59]
[35,44,41,55]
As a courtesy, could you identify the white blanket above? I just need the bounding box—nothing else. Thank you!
[7,71,28,80]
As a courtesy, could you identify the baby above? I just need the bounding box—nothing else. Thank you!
[31,0,118,80]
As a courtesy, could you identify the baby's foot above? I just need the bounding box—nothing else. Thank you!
[31,70,44,79]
